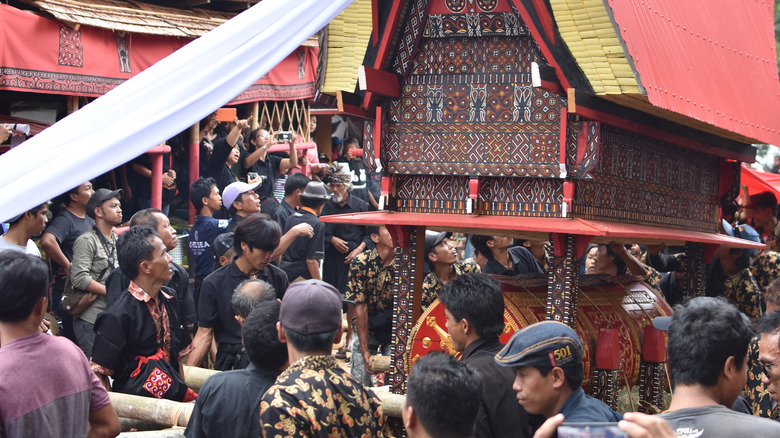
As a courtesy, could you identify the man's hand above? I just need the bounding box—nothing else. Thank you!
[331,237,349,254]
[618,412,676,438]
[162,173,175,187]
[292,223,314,238]
[362,350,375,374]
[39,317,51,333]
[0,124,11,144]
[345,248,362,264]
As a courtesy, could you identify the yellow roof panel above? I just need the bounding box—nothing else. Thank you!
[321,0,372,95]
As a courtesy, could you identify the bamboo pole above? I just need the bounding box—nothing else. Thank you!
[182,366,219,391]
[108,393,193,428]
[118,430,185,438]
[369,355,391,373]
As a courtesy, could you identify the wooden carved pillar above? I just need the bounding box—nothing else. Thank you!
[548,234,581,327]
[638,326,667,413]
[685,242,708,297]
[387,225,424,395]
[589,328,620,410]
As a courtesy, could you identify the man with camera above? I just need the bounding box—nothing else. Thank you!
[242,128,298,202]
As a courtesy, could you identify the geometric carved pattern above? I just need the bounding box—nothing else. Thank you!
[589,368,620,411]
[115,34,131,73]
[638,362,667,413]
[685,241,707,297]
[392,0,430,79]
[480,176,563,216]
[0,67,123,95]
[390,231,417,394]
[567,120,600,178]
[396,175,470,214]
[385,32,564,178]
[363,120,376,172]
[58,26,83,68]
[572,125,719,232]
[547,234,579,327]
[424,13,528,38]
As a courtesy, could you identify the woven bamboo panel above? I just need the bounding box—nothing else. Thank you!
[321,0,372,94]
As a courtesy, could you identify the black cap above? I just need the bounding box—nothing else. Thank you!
[424,231,452,256]
[86,188,122,219]
[211,232,235,258]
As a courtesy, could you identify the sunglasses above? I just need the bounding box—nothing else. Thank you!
[761,358,780,377]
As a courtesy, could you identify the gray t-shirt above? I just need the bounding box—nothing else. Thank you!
[0,235,41,257]
[659,404,780,437]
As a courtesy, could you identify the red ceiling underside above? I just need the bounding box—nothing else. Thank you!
[607,1,780,146]
[321,211,765,249]
[741,165,780,203]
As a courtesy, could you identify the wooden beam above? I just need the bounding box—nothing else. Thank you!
[337,90,371,119]
[567,88,756,163]
[362,0,407,110]
[532,62,564,95]
[358,66,401,98]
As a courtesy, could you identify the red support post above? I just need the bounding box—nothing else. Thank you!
[146,145,171,212]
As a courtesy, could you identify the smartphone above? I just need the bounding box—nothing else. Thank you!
[247,172,259,181]
[216,108,237,122]
[276,131,292,141]
[557,423,628,438]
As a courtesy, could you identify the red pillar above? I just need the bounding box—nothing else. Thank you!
[189,123,200,225]
[146,145,171,211]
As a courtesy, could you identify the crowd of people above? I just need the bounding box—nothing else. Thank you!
[5,128,780,436]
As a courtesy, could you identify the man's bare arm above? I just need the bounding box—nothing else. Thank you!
[87,404,120,438]
[186,326,214,367]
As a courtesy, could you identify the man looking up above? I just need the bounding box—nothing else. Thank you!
[421,231,479,309]
[743,191,778,241]
[105,209,196,330]
[658,297,780,435]
[0,251,120,438]
[274,173,311,229]
[260,280,387,436]
[188,213,288,370]
[403,352,481,438]
[440,273,532,438]
[495,320,621,422]
[70,189,122,357]
[470,235,543,276]
[346,225,396,386]
[223,181,261,232]
[1,203,49,256]
[188,177,229,299]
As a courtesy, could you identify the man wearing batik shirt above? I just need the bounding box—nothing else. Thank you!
[345,225,396,386]
[260,280,387,437]
[91,226,196,402]
[751,221,780,293]
[713,221,763,322]
[421,231,480,309]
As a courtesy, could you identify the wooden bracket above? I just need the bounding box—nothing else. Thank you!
[358,66,401,98]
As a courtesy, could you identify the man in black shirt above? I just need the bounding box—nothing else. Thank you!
[440,273,533,438]
[241,128,298,202]
[222,181,261,233]
[274,173,310,229]
[280,182,329,282]
[188,213,289,370]
[205,119,248,195]
[470,234,543,276]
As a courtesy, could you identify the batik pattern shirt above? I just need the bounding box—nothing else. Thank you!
[751,250,780,293]
[259,355,387,437]
[723,268,762,322]
[744,336,780,420]
[421,262,480,309]
[345,248,395,313]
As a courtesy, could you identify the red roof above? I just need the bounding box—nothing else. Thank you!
[741,165,780,202]
[321,211,765,249]
[607,0,780,146]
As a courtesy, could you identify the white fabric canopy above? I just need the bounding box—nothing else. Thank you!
[0,0,353,222]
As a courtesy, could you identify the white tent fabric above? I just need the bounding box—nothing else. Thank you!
[0,0,353,222]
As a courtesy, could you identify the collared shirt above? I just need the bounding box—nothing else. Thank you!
[260,355,388,437]
[185,364,281,438]
[482,246,544,276]
[274,199,297,230]
[70,227,118,324]
[462,338,532,438]
[421,262,481,309]
[198,260,288,345]
[559,388,622,423]
[724,267,762,322]
[128,281,174,362]
[751,250,780,292]
[280,208,325,281]
[345,248,395,313]
[743,335,780,420]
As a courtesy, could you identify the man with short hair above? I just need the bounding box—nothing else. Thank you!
[470,235,543,276]
[658,297,780,435]
[185,301,287,438]
[759,310,780,408]
[90,226,196,402]
[403,351,481,438]
[105,209,196,330]
[188,213,289,370]
[223,181,261,233]
[346,225,396,386]
[0,251,120,438]
[205,118,248,194]
[260,280,387,436]
[188,177,229,297]
[280,181,330,281]
[421,231,480,309]
[495,320,621,422]
[274,173,311,229]
[0,203,49,256]
[70,189,122,357]
[242,128,298,202]
[228,279,277,369]
[743,191,779,241]
[210,232,235,273]
[441,273,532,438]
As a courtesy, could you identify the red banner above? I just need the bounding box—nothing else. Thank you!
[0,4,317,101]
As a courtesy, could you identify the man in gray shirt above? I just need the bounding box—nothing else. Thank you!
[70,189,122,358]
[658,297,780,436]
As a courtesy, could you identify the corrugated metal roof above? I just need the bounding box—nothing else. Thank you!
[20,0,235,38]
[321,0,372,94]
[606,0,780,146]
[551,0,641,95]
